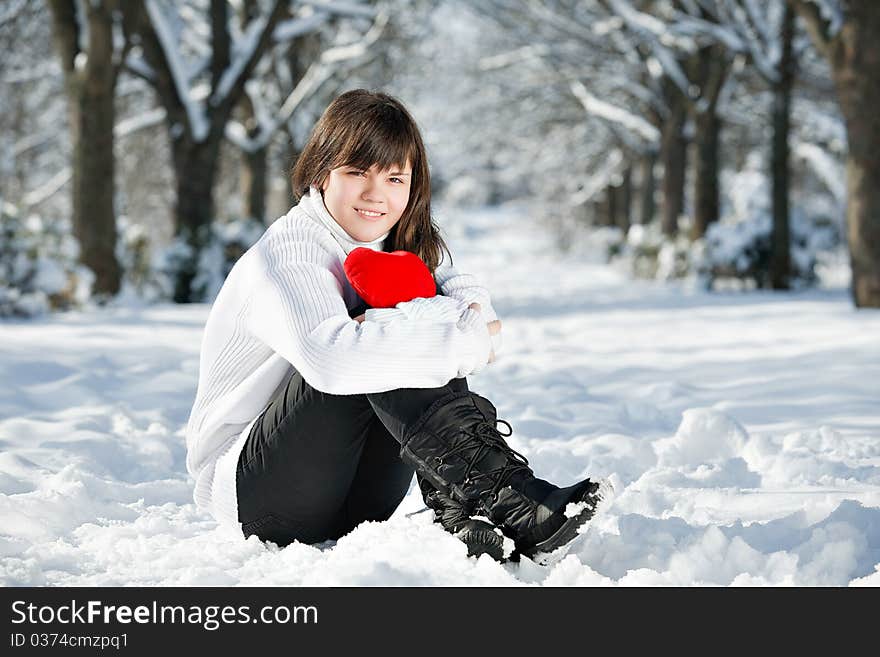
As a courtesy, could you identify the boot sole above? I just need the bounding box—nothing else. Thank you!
[518,478,615,564]
[456,523,506,561]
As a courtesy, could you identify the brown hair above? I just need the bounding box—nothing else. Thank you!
[291,89,452,272]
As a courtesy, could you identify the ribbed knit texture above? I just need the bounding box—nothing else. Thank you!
[185,186,499,532]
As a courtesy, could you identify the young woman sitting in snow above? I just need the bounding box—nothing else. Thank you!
[184,89,607,562]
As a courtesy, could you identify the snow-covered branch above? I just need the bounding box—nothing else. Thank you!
[604,0,692,96]
[570,148,625,206]
[477,44,551,72]
[144,0,209,140]
[225,7,390,153]
[299,0,377,20]
[569,79,660,143]
[21,168,72,208]
[792,140,845,203]
[788,0,843,59]
[114,108,167,138]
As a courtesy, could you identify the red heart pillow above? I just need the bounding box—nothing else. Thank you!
[344,247,436,308]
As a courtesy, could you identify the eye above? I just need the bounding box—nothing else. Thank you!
[390,177,404,184]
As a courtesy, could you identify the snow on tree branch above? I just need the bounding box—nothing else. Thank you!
[226,6,390,153]
[788,0,842,58]
[805,0,843,37]
[114,108,167,138]
[569,79,661,143]
[792,140,845,203]
[477,44,551,72]
[604,0,693,97]
[273,12,330,42]
[21,167,72,208]
[0,0,29,26]
[299,0,377,20]
[145,0,209,140]
[570,147,624,206]
[212,9,273,103]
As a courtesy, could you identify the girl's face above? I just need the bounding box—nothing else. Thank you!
[320,162,412,242]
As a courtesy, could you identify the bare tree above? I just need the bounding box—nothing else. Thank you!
[670,1,801,284]
[226,3,392,225]
[47,0,136,298]
[789,0,880,307]
[770,3,795,289]
[122,0,388,301]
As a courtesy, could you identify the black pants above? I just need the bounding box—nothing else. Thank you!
[235,346,471,548]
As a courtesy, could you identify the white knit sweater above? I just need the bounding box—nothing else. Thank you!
[184,186,499,531]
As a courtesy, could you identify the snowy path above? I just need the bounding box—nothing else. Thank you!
[2,203,879,586]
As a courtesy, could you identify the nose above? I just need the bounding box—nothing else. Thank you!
[360,179,383,205]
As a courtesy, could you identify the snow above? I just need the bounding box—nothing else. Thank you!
[1,201,879,586]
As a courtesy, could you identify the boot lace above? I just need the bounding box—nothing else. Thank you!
[436,418,531,503]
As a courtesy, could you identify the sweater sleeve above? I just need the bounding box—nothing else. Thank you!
[245,232,492,395]
[434,263,499,323]
[434,263,502,355]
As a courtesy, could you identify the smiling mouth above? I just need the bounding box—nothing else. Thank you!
[355,208,386,219]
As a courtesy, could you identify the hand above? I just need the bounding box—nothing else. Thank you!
[354,313,365,323]
[468,302,501,363]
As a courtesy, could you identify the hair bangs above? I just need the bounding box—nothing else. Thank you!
[335,111,416,174]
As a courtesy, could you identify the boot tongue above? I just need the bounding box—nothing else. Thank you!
[517,475,557,501]
[469,392,498,424]
[542,478,596,513]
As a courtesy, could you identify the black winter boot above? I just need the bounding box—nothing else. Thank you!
[400,390,607,560]
[417,474,507,561]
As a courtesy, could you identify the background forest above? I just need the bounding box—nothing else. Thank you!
[1,0,877,314]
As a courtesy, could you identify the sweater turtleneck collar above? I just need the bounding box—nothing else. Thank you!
[300,185,390,255]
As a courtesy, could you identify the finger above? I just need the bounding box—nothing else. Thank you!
[468,302,482,312]
[488,350,496,363]
[487,319,501,336]
[354,313,366,323]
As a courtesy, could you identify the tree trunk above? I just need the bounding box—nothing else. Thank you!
[660,92,687,237]
[48,0,122,298]
[690,44,729,240]
[692,109,721,240]
[832,3,880,307]
[238,0,267,223]
[239,95,267,222]
[792,0,880,306]
[127,0,288,302]
[170,129,223,302]
[616,167,632,234]
[638,152,656,225]
[243,146,268,222]
[284,30,323,207]
[607,185,616,228]
[770,4,795,289]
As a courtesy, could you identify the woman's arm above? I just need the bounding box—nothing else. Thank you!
[433,264,499,323]
[353,303,501,363]
[244,233,493,395]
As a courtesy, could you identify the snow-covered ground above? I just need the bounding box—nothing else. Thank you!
[2,202,879,586]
